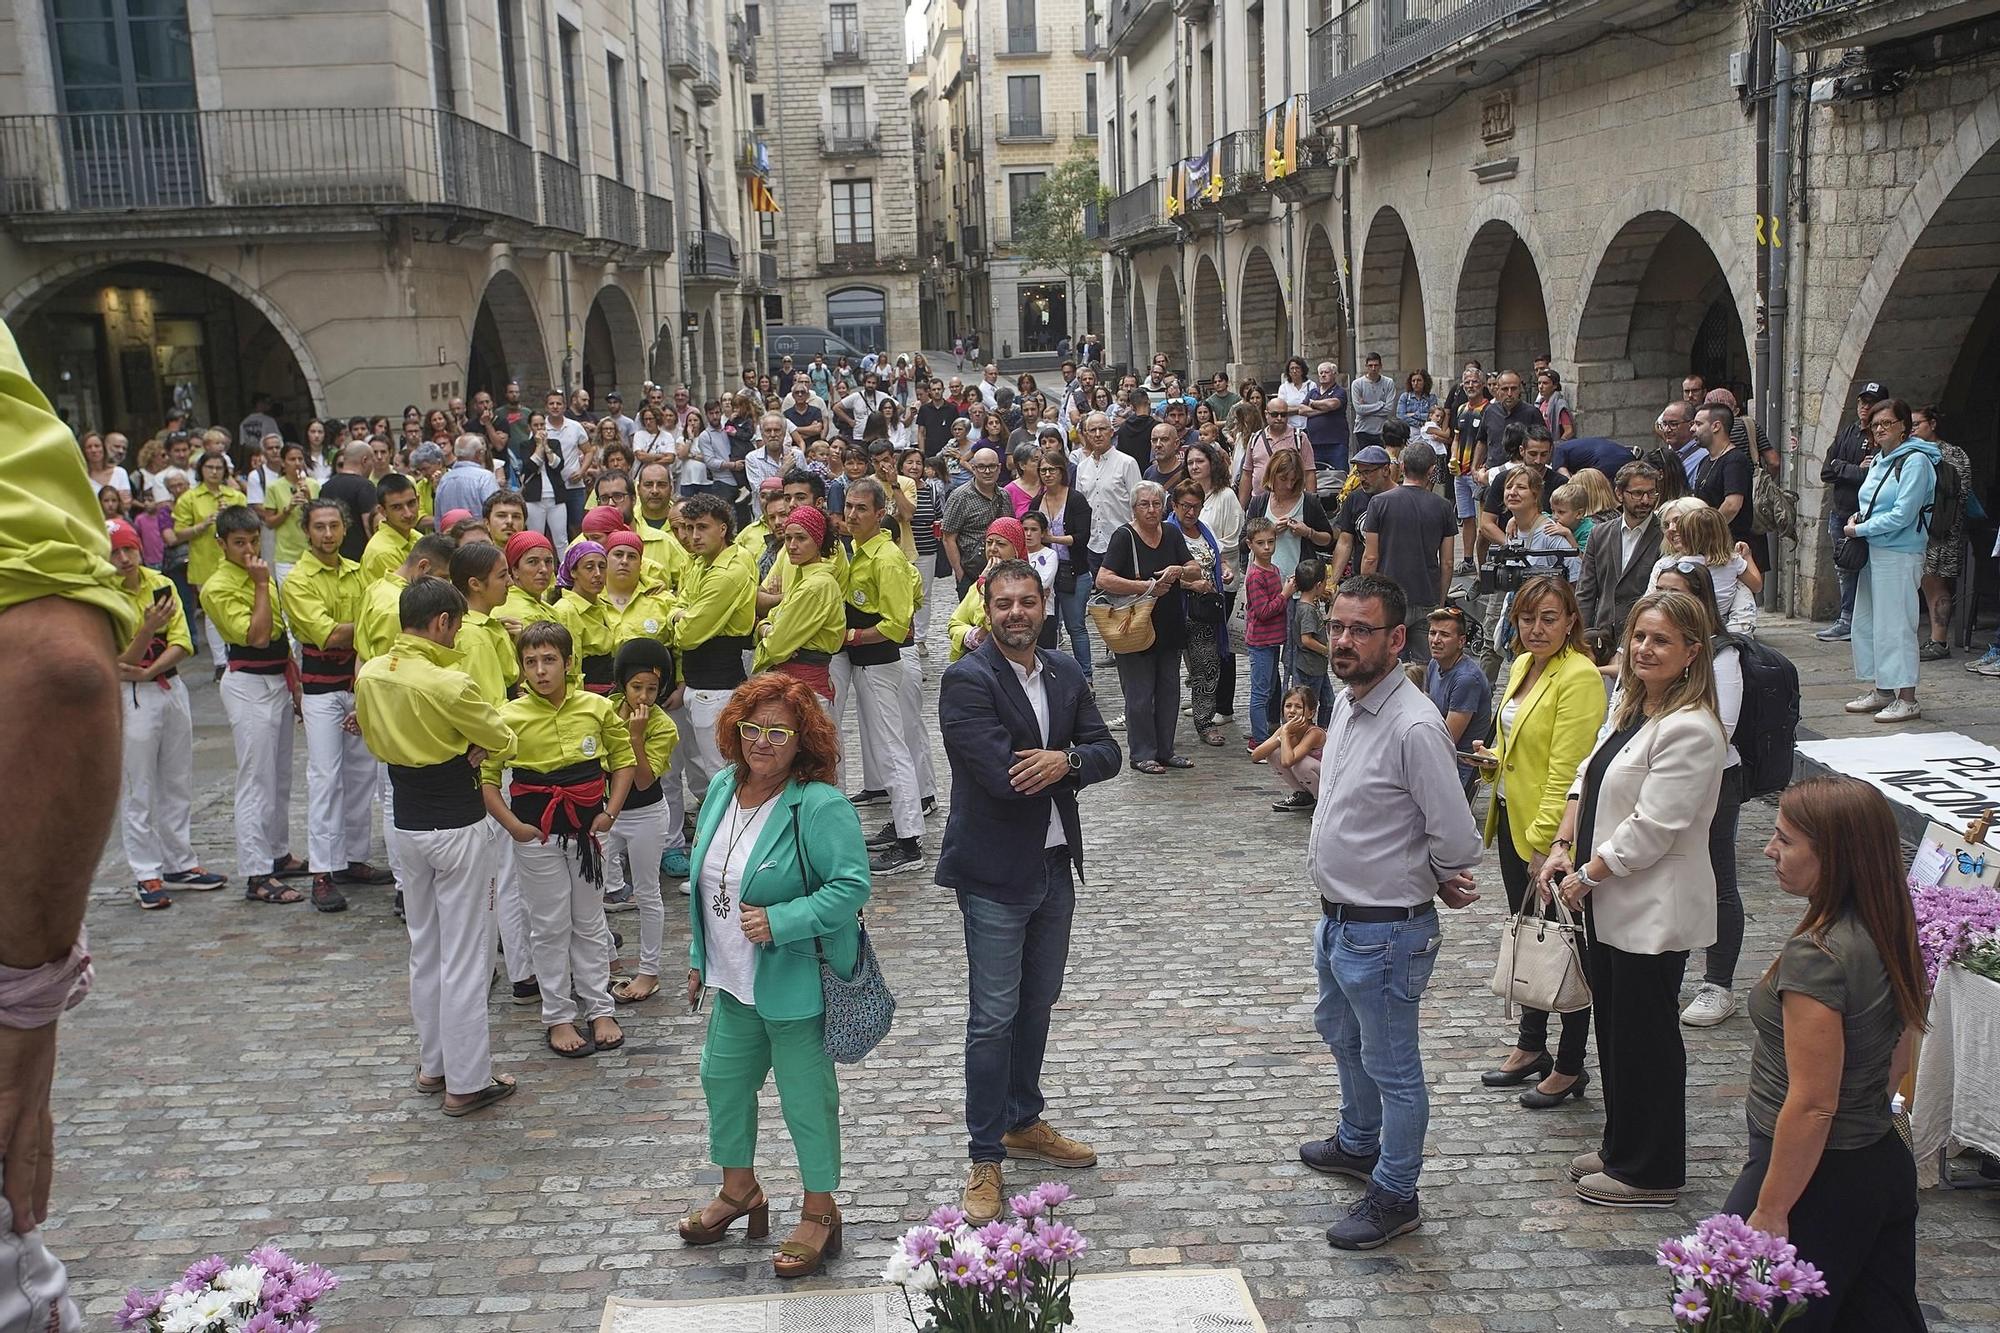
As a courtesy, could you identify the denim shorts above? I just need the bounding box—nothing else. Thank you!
[1454,474,1478,521]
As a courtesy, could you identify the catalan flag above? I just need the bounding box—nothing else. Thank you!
[749,176,779,213]
[1263,95,1300,182]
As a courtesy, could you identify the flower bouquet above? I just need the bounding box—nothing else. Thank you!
[1910,881,2000,988]
[1659,1214,1827,1329]
[883,1181,1087,1333]
[118,1245,339,1333]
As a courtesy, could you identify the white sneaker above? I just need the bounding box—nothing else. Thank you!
[1875,698,1922,724]
[1844,689,1892,714]
[1680,983,1736,1027]
[1105,714,1125,729]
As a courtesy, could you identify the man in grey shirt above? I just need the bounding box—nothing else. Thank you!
[432,434,499,518]
[1300,572,1481,1251]
[1348,352,1395,451]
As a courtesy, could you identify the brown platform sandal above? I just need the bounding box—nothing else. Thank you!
[677,1188,769,1245]
[773,1206,842,1280]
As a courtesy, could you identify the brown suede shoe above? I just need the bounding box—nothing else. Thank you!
[962,1162,1004,1224]
[1002,1119,1098,1169]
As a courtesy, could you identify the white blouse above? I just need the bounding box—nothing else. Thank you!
[697,796,780,1005]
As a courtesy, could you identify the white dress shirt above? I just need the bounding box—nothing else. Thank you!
[1006,651,1067,849]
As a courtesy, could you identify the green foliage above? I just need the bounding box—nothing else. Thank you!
[1010,147,1103,282]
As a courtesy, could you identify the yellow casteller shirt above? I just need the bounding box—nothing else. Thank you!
[116,567,193,658]
[764,538,850,599]
[353,572,407,663]
[414,472,437,521]
[0,319,134,639]
[626,706,679,789]
[355,633,515,768]
[360,522,419,586]
[455,608,520,705]
[947,581,988,661]
[754,560,847,672]
[603,584,678,649]
[199,558,286,649]
[673,542,758,649]
[172,484,249,587]
[555,589,620,664]
[845,530,915,645]
[634,513,692,594]
[280,553,364,651]
[480,687,638,787]
[267,475,319,568]
[501,583,561,626]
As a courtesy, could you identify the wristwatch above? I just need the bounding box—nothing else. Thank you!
[1578,865,1602,889]
[1066,748,1083,776]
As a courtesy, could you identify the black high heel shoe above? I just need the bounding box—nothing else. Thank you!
[1480,1051,1553,1088]
[1519,1068,1590,1110]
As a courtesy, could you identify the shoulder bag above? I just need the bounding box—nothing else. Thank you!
[792,805,896,1064]
[1489,893,1592,1015]
[1085,526,1158,652]
[1834,456,1902,575]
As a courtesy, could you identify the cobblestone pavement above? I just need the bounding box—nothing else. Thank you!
[54,617,2000,1331]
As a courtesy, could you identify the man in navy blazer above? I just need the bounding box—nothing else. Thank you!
[935,559,1120,1223]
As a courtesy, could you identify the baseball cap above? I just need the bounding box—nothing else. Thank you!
[758,476,785,494]
[1352,445,1393,467]
[1857,382,1885,400]
[605,390,622,402]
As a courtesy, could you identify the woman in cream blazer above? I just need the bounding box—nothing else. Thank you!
[1538,590,1726,1211]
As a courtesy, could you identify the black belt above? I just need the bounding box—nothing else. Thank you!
[683,635,751,689]
[1321,899,1436,923]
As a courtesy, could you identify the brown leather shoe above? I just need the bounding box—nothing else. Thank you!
[773,1206,842,1280]
[963,1162,1004,1223]
[1002,1119,1097,1168]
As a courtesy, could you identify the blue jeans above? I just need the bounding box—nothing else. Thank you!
[1827,506,1857,621]
[1247,644,1282,744]
[958,852,1075,1163]
[1056,570,1093,681]
[1312,910,1443,1201]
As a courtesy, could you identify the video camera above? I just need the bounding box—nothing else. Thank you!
[1478,542,1581,596]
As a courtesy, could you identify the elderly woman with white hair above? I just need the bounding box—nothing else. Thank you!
[1092,478,1203,774]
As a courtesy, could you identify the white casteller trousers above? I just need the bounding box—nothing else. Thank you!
[513,836,616,1028]
[852,658,923,840]
[602,800,670,977]
[301,689,377,873]
[120,676,196,882]
[392,819,502,1095]
[219,671,294,881]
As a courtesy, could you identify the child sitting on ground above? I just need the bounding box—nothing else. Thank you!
[1252,684,1325,813]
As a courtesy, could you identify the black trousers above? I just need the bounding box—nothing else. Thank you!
[1495,803,1591,1076]
[1114,642,1182,765]
[1589,931,1688,1189]
[1723,1128,1926,1332]
[1703,764,1746,987]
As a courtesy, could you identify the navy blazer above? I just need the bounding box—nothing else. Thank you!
[934,637,1121,901]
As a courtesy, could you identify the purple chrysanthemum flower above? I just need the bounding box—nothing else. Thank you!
[1032,1182,1073,1209]
[903,1228,942,1264]
[241,1313,284,1333]
[1734,1277,1777,1314]
[928,1205,967,1231]
[1671,1287,1710,1324]
[183,1255,229,1286]
[116,1288,165,1330]
[244,1245,299,1279]
[1770,1258,1829,1301]
[287,1264,339,1303]
[1009,1192,1047,1220]
[942,1249,982,1287]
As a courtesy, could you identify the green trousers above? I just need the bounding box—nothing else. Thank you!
[700,991,843,1191]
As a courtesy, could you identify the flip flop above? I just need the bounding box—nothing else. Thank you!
[612,979,660,1005]
[415,1069,446,1095]
[442,1074,518,1117]
[591,1023,626,1052]
[1163,756,1195,769]
[546,1028,596,1059]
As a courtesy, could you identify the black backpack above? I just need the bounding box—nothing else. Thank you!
[1923,453,1962,545]
[1717,633,1799,799]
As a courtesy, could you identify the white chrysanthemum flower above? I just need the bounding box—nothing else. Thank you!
[193,1288,237,1323]
[218,1264,267,1300]
[880,1251,914,1286]
[905,1262,939,1293]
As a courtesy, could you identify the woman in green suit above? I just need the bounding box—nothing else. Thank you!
[678,671,871,1279]
[1472,575,1607,1109]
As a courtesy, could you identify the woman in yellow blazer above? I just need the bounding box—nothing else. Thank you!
[1473,574,1606,1109]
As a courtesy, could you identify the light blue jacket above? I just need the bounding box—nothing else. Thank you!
[1852,437,1941,554]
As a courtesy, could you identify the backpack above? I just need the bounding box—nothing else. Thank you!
[1717,633,1799,799]
[1923,451,1962,546]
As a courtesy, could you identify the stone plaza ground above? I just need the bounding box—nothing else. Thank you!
[50,612,2000,1331]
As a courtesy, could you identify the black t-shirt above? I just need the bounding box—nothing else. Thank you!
[1114,413,1156,471]
[1103,522,1192,651]
[1453,400,1488,471]
[1483,464,1548,519]
[915,401,957,451]
[1363,484,1458,610]
[1334,487,1377,577]
[320,474,378,561]
[784,403,824,437]
[1694,444,1755,544]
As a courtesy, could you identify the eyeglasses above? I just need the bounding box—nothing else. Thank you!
[736,722,797,747]
[1323,622,1388,642]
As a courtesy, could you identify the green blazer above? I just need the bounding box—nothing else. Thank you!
[1482,644,1608,857]
[686,770,871,1021]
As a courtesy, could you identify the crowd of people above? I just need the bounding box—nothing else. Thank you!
[3,317,1947,1329]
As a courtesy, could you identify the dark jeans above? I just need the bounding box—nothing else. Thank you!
[957,853,1076,1163]
[1827,507,1858,621]
[1114,642,1182,764]
[1723,1128,1926,1333]
[1496,804,1591,1076]
[1215,590,1237,714]
[1589,930,1689,1190]
[1054,570,1092,680]
[1703,765,1745,988]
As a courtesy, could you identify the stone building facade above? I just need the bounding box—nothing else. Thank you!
[0,0,761,434]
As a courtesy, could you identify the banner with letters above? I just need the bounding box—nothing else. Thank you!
[1795,732,2000,829]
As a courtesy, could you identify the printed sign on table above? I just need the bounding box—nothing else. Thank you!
[1795,732,2000,829]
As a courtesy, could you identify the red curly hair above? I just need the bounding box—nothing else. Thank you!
[716,672,841,785]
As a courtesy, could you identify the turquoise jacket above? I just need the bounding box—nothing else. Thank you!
[687,770,870,1021]
[1852,437,1941,554]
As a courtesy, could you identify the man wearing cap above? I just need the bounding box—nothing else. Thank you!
[1815,381,1884,641]
[433,433,499,518]
[1330,446,1396,581]
[603,391,636,444]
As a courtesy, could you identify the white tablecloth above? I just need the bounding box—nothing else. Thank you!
[1911,964,2000,1186]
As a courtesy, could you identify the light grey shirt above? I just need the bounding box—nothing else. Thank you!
[1349,373,1395,434]
[433,459,499,517]
[1308,669,1483,908]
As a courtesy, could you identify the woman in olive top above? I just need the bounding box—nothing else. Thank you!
[680,672,870,1281]
[169,450,247,666]
[555,539,619,693]
[1726,776,1928,1330]
[752,503,847,705]
[446,542,519,706]
[481,621,638,1056]
[605,640,680,1005]
[946,517,1026,661]
[501,530,562,629]
[266,442,319,582]
[1474,574,1607,1108]
[600,529,678,646]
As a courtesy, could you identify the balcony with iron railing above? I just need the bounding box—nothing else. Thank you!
[998,24,1048,56]
[995,111,1055,144]
[818,120,881,156]
[537,152,584,234]
[0,106,557,241]
[682,227,740,280]
[726,12,757,71]
[641,191,674,254]
[666,12,699,78]
[693,42,722,103]
[824,28,866,64]
[817,231,879,272]
[1106,177,1171,247]
[736,132,768,177]
[1073,22,1098,55]
[1768,0,1984,48]
[1073,112,1098,138]
[757,249,779,287]
[1102,0,1171,56]
[1308,0,1684,127]
[585,174,640,249]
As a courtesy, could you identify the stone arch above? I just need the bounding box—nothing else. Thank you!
[698,311,719,403]
[1300,223,1349,370]
[581,281,645,400]
[1357,207,1426,385]
[1191,252,1233,380]
[1109,266,1131,368]
[1126,264,1151,367]
[468,267,551,398]
[1453,218,1549,384]
[1573,210,1752,445]
[1236,244,1289,382]
[1153,267,1186,375]
[1,250,326,417]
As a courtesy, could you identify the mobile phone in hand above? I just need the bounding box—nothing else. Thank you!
[153,585,175,606]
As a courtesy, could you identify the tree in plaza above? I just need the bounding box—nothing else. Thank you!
[1010,146,1108,348]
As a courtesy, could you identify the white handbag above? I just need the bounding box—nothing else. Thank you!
[1490,894,1592,1015]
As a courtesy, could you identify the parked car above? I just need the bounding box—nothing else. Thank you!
[765,326,864,377]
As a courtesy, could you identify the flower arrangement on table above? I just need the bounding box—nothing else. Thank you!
[1909,879,2000,989]
[1659,1214,1826,1329]
[883,1181,1087,1333]
[118,1245,339,1333]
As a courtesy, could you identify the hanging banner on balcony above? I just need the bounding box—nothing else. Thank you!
[1190,147,1220,205]
[1263,94,1304,182]
[749,176,780,214]
[1165,160,1186,219]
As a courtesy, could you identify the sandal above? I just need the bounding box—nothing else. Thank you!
[1132,760,1167,775]
[1200,728,1226,747]
[243,877,304,904]
[679,1188,770,1245]
[442,1074,517,1118]
[415,1069,446,1095]
[1163,756,1195,769]
[590,1018,625,1052]
[612,977,660,1005]
[774,1206,844,1280]
[546,1025,596,1058]
[269,855,311,879]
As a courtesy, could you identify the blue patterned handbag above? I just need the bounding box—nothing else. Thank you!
[794,807,896,1063]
